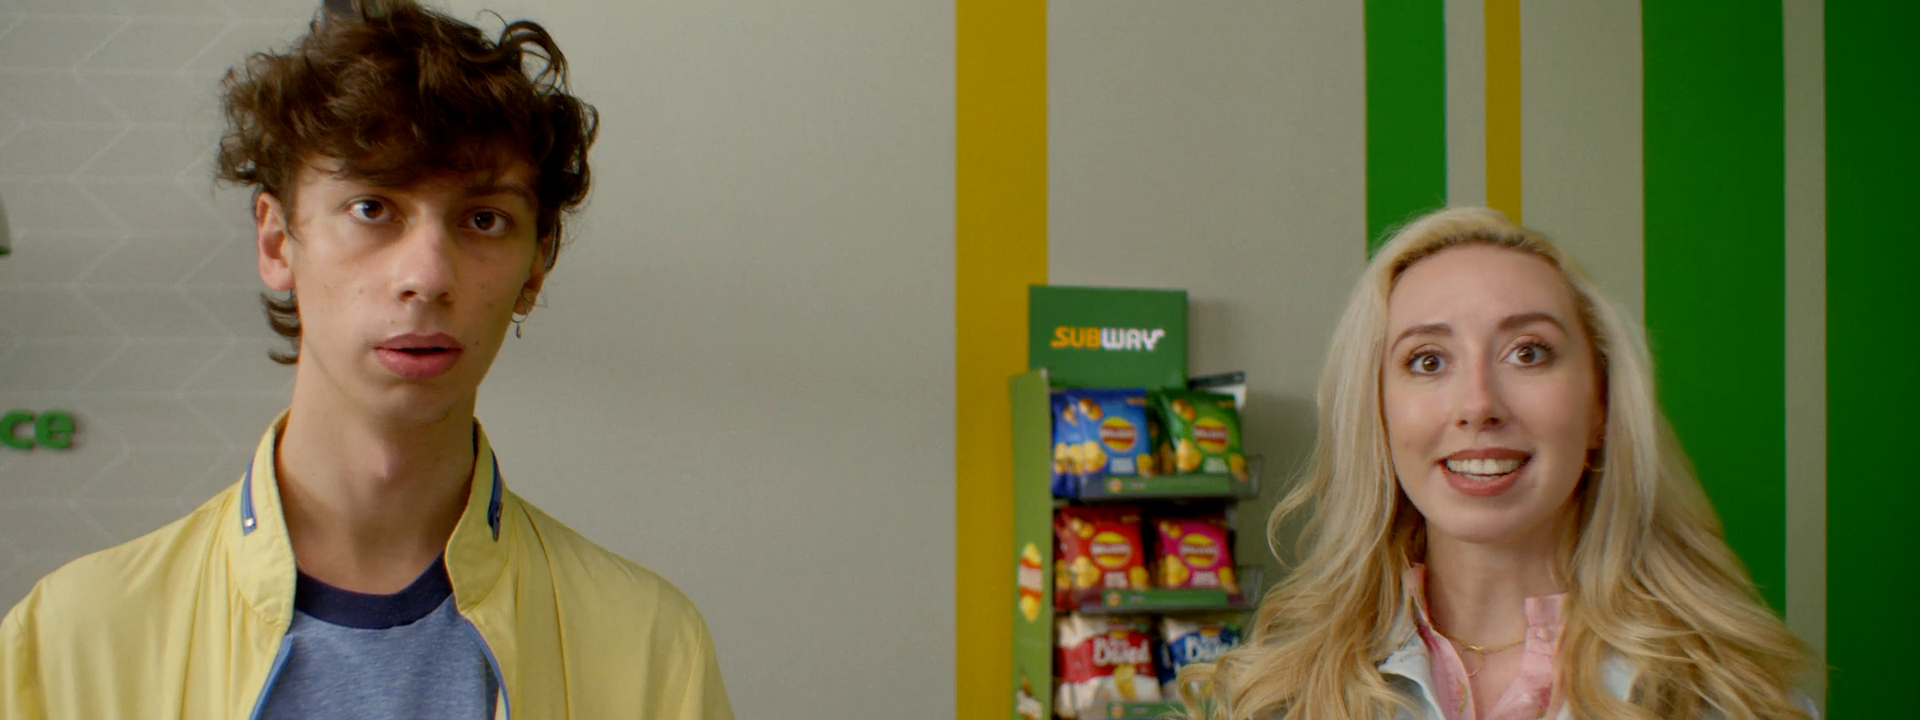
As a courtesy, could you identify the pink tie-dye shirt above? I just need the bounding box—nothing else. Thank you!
[1404,564,1567,720]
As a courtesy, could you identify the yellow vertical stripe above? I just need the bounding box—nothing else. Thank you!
[955,0,1047,717]
[1485,0,1523,221]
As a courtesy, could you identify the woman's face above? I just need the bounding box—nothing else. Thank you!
[1380,244,1603,549]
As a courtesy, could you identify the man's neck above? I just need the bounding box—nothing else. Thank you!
[275,386,477,595]
[1422,517,1569,648]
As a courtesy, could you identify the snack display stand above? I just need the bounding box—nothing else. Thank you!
[1009,287,1266,720]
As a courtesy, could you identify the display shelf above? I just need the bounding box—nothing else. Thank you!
[1066,456,1262,502]
[1094,701,1180,719]
[1070,565,1265,615]
[1078,588,1236,614]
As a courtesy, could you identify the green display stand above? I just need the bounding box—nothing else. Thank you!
[1028,285,1187,390]
[1009,285,1260,720]
[1009,369,1057,720]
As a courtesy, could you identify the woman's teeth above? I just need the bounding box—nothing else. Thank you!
[1444,457,1523,477]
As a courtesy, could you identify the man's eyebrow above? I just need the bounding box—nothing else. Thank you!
[463,182,537,205]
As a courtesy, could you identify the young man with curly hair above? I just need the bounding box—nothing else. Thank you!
[0,2,732,718]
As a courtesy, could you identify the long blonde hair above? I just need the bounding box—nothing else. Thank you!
[1180,208,1808,720]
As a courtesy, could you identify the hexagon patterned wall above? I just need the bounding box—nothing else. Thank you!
[0,0,317,607]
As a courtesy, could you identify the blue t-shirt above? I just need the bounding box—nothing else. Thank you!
[257,557,498,720]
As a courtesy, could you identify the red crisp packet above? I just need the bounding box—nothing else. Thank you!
[1055,506,1150,607]
[1152,514,1237,593]
[1054,613,1162,718]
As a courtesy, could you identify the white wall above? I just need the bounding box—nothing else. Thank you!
[1047,0,1367,577]
[0,0,309,597]
[0,0,956,717]
[454,0,956,715]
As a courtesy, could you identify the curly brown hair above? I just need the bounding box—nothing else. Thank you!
[217,0,598,364]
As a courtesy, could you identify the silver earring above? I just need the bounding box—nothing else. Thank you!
[511,314,526,338]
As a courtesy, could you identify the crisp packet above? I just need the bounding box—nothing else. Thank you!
[1055,613,1162,718]
[1152,514,1238,593]
[1156,615,1244,697]
[1054,505,1150,607]
[1155,389,1248,480]
[1074,389,1157,478]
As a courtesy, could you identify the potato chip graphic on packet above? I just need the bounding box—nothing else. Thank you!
[1174,437,1202,473]
[1017,543,1046,622]
[1077,396,1103,422]
[1080,440,1107,477]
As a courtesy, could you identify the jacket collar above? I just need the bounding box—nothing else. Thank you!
[1378,628,1445,714]
[227,410,511,626]
[1377,614,1638,716]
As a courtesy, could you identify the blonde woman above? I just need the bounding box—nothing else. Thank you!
[1181,208,1812,720]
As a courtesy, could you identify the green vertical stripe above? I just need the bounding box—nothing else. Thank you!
[1364,0,1446,255]
[1642,2,1786,612]
[1825,1,1918,714]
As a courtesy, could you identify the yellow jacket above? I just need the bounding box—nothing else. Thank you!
[0,416,733,719]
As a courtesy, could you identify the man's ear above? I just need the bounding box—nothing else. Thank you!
[514,237,551,316]
[256,192,295,292]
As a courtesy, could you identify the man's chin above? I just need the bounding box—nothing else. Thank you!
[379,384,473,418]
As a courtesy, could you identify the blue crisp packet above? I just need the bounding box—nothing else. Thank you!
[1074,388,1157,479]
[1051,390,1086,498]
[1157,615,1243,695]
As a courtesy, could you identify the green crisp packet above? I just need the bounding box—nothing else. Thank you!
[1152,389,1247,480]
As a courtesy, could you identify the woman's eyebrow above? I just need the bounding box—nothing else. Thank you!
[1391,323,1450,350]
[1498,311,1567,334]
[1390,312,1566,350]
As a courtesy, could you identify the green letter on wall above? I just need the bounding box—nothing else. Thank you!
[0,411,33,450]
[0,410,78,450]
[35,411,74,449]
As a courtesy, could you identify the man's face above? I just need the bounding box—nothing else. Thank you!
[256,157,547,426]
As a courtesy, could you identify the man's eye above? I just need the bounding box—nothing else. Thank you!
[469,211,510,235]
[348,199,388,221]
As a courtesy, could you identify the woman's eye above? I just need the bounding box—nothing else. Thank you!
[347,199,388,221]
[1507,343,1552,366]
[1408,352,1446,375]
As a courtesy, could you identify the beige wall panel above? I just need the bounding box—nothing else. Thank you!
[1048,0,1367,579]
[1783,0,1827,708]
[1519,0,1644,322]
[1445,0,1488,208]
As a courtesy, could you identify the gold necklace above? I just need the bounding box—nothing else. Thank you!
[1435,630,1525,678]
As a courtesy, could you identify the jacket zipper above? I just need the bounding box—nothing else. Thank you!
[459,615,513,720]
[245,638,295,720]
